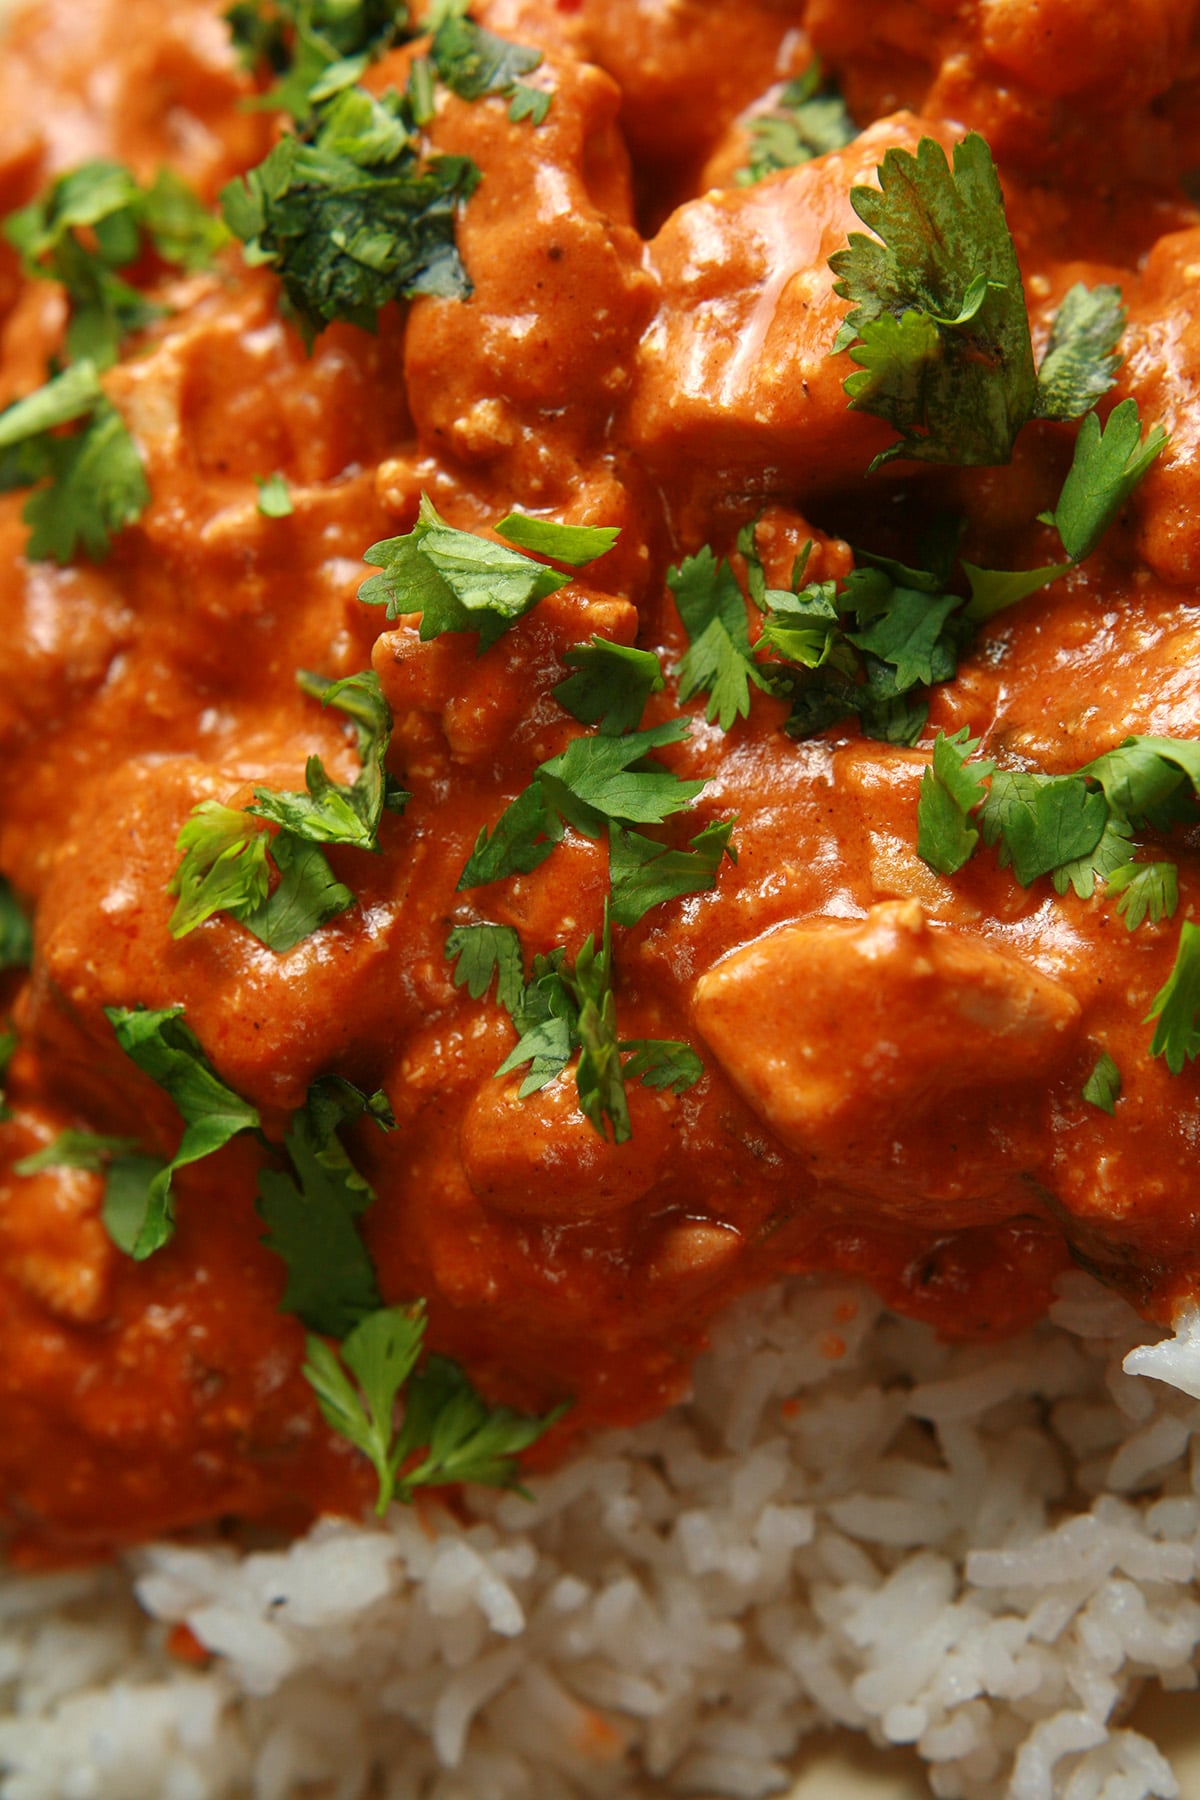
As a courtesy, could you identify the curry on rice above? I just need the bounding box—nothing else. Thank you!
[0,0,1199,1583]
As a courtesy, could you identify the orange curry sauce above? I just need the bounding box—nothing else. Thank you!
[1,0,1199,1560]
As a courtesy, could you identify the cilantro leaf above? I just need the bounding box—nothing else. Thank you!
[736,61,857,186]
[1049,808,1134,900]
[669,545,771,731]
[553,638,664,736]
[14,1129,139,1176]
[168,802,273,938]
[360,493,571,649]
[1106,860,1179,931]
[391,1353,564,1501]
[608,818,736,927]
[0,877,33,972]
[459,721,704,891]
[494,951,576,1095]
[303,1304,426,1513]
[305,1300,563,1514]
[1081,735,1200,828]
[829,132,1036,468]
[494,513,619,566]
[429,7,548,124]
[1033,282,1125,422]
[102,1006,262,1258]
[445,921,525,1014]
[1146,920,1200,1075]
[619,1039,704,1093]
[569,914,628,1142]
[257,1075,389,1336]
[1082,1049,1121,1115]
[221,85,480,343]
[226,0,408,119]
[21,398,149,564]
[1040,398,1167,563]
[0,1029,17,1123]
[846,582,960,691]
[250,668,406,850]
[980,770,1108,887]
[961,559,1068,624]
[256,471,294,516]
[168,801,354,951]
[0,361,103,448]
[916,727,995,874]
[5,161,227,369]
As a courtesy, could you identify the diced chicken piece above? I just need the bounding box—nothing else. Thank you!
[693,900,1081,1171]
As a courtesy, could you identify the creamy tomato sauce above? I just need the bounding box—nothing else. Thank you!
[0,0,1198,1561]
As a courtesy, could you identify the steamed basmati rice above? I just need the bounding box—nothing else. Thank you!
[2,1271,1200,1799]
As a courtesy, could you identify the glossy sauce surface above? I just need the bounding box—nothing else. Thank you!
[0,0,1198,1558]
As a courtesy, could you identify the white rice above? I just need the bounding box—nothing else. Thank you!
[3,1271,1200,1800]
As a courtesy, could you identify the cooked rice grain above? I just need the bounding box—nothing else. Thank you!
[2,1273,1199,1800]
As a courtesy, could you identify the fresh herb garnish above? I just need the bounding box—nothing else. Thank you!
[668,544,773,732]
[0,878,33,972]
[14,1129,139,1176]
[1082,1050,1122,1115]
[916,732,1200,1074]
[451,905,705,1141]
[735,59,857,186]
[256,471,294,516]
[1146,922,1200,1075]
[428,1,550,125]
[169,670,404,949]
[226,0,409,119]
[608,819,736,928]
[830,134,1129,470]
[5,160,227,369]
[0,361,149,565]
[221,83,480,343]
[360,496,618,649]
[101,1006,262,1258]
[553,638,665,736]
[303,1301,563,1514]
[257,1075,393,1337]
[0,1030,16,1123]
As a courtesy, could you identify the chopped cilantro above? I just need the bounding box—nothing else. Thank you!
[553,638,665,736]
[669,544,772,732]
[458,719,705,889]
[735,60,857,186]
[221,83,480,343]
[445,921,526,1014]
[225,0,409,119]
[1033,283,1126,422]
[493,948,576,1095]
[608,819,736,927]
[360,495,580,649]
[0,1029,16,1123]
[303,1301,563,1514]
[1082,1050,1121,1115]
[14,1129,138,1176]
[428,3,549,125]
[0,877,33,972]
[170,670,399,950]
[494,513,619,566]
[0,363,149,565]
[102,1006,262,1258]
[257,1075,391,1337]
[1038,398,1168,563]
[916,728,995,875]
[1107,860,1179,931]
[256,471,294,516]
[980,769,1110,888]
[830,133,1037,469]
[619,1037,704,1094]
[1146,921,1200,1075]
[569,915,628,1141]
[250,668,408,850]
[5,161,228,369]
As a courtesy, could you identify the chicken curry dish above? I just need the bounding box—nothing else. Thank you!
[0,0,1199,1563]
